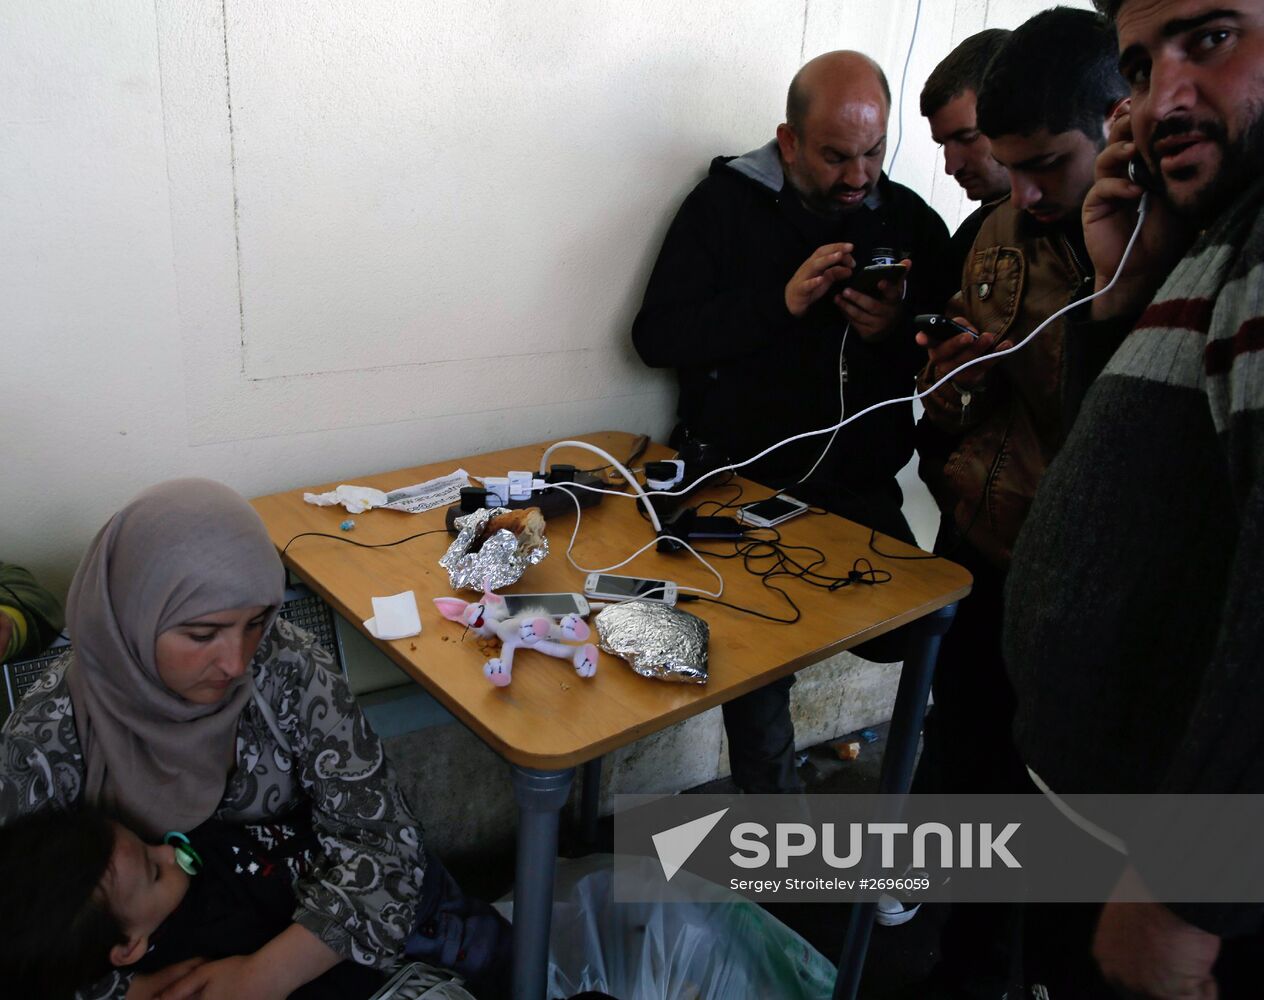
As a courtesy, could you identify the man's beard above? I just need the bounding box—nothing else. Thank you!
[1151,101,1264,225]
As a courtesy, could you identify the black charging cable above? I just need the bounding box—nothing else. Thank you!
[280,528,450,559]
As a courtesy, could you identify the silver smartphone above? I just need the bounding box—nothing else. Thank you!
[501,592,591,618]
[583,573,678,605]
[737,494,809,528]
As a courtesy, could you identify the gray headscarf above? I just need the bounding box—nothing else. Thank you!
[65,478,285,838]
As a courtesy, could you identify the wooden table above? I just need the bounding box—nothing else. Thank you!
[252,431,971,1000]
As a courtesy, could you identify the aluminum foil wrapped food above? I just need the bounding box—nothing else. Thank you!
[440,507,548,591]
[594,600,709,684]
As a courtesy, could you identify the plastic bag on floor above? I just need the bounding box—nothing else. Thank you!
[495,855,836,1000]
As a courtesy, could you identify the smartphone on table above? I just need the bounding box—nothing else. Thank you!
[737,494,809,528]
[501,592,591,618]
[583,573,678,605]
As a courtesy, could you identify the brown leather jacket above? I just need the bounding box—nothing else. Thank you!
[916,198,1092,569]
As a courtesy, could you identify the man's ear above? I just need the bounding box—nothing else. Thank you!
[776,123,799,166]
[109,933,149,968]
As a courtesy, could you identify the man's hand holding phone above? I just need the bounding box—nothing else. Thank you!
[915,315,1011,390]
[1082,107,1193,321]
[784,242,855,318]
[835,259,911,341]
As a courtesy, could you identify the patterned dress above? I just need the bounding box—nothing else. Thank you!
[0,618,425,998]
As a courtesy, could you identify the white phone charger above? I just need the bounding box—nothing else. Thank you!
[507,470,535,500]
[483,477,510,506]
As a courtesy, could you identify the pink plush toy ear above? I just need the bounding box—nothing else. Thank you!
[433,597,470,622]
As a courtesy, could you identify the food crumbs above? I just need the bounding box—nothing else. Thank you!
[831,740,862,761]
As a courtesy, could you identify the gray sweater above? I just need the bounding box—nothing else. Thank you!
[1004,177,1264,935]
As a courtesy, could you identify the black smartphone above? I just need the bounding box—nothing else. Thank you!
[848,262,907,298]
[1128,153,1161,193]
[915,313,978,344]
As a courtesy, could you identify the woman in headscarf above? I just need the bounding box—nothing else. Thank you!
[0,479,425,999]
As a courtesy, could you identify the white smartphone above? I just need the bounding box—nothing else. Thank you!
[737,494,809,528]
[583,573,678,606]
[501,592,591,618]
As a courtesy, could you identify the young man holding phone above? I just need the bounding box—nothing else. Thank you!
[904,10,1128,995]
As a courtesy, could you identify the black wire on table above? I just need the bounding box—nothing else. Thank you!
[684,520,894,623]
[280,527,450,559]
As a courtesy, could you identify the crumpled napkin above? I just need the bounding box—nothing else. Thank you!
[303,484,389,515]
[363,591,422,640]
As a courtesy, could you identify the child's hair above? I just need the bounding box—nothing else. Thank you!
[0,806,125,998]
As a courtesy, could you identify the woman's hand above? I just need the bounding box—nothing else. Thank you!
[154,925,340,1000]
[154,955,280,1000]
[123,959,206,1000]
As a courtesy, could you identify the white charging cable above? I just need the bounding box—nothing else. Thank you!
[528,198,1149,592]
[536,439,663,533]
[536,482,725,599]
[639,195,1152,501]
[797,321,850,486]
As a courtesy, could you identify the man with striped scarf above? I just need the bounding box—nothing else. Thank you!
[1003,1,1264,997]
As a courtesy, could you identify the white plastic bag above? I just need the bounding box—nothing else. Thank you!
[495,855,836,1000]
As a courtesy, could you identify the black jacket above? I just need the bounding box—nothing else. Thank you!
[632,143,955,508]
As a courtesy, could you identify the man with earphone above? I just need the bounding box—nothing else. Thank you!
[1003,1,1264,997]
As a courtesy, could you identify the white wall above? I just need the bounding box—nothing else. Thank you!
[2,0,1085,591]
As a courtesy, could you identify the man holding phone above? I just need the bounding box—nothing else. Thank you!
[903,11,1129,995]
[631,50,955,796]
[633,50,955,546]
[1003,1,1264,995]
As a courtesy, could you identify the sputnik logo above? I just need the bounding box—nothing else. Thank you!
[651,808,729,881]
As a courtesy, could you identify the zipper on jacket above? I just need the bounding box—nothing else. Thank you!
[1061,234,1090,283]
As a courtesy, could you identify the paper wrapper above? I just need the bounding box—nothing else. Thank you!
[594,601,709,684]
[439,507,549,592]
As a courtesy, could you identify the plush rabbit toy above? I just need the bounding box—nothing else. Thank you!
[433,584,598,687]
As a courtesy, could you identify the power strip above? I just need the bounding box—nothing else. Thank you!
[443,471,605,534]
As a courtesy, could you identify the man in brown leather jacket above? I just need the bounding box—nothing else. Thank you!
[902,10,1130,997]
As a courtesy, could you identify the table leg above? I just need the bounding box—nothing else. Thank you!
[510,764,575,1000]
[579,756,602,847]
[832,601,959,1000]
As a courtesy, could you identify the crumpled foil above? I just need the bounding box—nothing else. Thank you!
[439,507,549,592]
[594,601,709,684]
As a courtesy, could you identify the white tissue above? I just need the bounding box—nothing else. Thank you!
[303,484,389,514]
[363,591,423,641]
